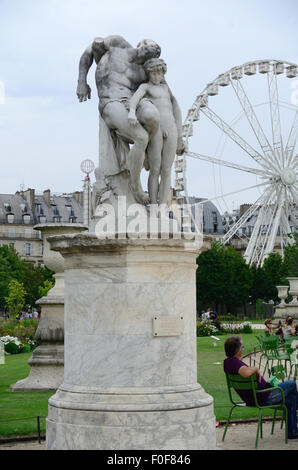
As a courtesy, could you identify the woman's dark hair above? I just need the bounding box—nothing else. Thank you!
[224,336,242,357]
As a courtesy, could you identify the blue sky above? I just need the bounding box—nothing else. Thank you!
[0,0,297,212]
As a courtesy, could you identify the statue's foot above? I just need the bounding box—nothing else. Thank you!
[129,183,150,205]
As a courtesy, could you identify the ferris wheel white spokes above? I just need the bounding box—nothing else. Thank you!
[186,151,271,177]
[229,76,280,172]
[285,109,298,167]
[176,59,298,266]
[199,106,276,174]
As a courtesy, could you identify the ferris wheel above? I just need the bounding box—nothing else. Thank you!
[175,59,298,267]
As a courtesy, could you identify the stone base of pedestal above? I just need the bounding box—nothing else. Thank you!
[274,304,298,320]
[46,384,215,450]
[45,234,216,450]
[12,344,64,391]
[12,301,64,391]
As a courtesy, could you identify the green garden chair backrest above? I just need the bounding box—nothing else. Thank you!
[260,336,280,355]
[226,373,260,407]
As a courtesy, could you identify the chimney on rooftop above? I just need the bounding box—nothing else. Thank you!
[43,189,51,206]
[24,188,35,212]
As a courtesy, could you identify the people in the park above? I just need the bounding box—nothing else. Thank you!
[76,35,184,205]
[264,318,282,336]
[223,336,298,439]
[128,57,184,207]
[283,317,296,338]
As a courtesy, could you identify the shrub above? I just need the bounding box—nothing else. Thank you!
[4,341,20,354]
[197,320,219,337]
[0,334,38,354]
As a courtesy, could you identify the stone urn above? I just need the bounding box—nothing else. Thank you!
[12,223,88,391]
[287,277,298,304]
[276,285,289,307]
[38,223,88,301]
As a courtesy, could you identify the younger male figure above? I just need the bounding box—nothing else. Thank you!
[128,58,184,207]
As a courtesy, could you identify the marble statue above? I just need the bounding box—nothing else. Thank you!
[76,35,184,208]
[128,58,184,207]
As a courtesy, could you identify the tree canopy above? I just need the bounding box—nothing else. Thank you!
[0,245,54,310]
[196,232,298,313]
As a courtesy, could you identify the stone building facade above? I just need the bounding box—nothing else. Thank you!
[0,188,83,264]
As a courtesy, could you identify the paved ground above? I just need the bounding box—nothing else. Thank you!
[0,422,296,451]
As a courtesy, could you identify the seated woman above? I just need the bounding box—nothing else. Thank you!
[223,336,298,439]
[284,317,296,338]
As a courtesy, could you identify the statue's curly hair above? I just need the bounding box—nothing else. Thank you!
[144,58,167,76]
[137,39,161,58]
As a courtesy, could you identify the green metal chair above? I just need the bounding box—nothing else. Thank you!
[222,373,288,449]
[255,335,267,369]
[285,342,298,380]
[260,336,280,376]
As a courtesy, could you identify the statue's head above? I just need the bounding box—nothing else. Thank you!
[144,58,167,85]
[136,39,161,63]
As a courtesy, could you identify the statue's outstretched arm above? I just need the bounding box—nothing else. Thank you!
[128,84,148,125]
[77,45,94,102]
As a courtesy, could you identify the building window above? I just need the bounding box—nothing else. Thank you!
[51,205,59,216]
[25,243,31,256]
[9,242,15,249]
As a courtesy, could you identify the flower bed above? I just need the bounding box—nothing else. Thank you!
[0,319,39,354]
[197,319,253,336]
[0,335,38,354]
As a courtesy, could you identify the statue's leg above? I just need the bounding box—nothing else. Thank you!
[102,101,150,204]
[147,130,163,205]
[137,99,160,138]
[159,129,177,206]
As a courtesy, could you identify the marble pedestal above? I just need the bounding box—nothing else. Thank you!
[46,233,216,450]
[12,299,64,391]
[13,223,87,391]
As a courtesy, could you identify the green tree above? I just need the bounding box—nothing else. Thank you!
[38,279,54,299]
[5,280,27,317]
[262,252,288,302]
[0,246,25,308]
[20,263,54,307]
[196,242,252,313]
[0,245,54,309]
[283,232,298,277]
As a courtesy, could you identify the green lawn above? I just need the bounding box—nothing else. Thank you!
[0,331,274,437]
[0,352,54,436]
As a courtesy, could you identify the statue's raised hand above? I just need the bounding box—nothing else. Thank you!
[77,82,91,102]
[128,110,138,126]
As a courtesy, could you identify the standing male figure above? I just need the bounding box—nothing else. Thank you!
[77,35,165,204]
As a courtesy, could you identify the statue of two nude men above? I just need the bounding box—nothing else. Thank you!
[77,35,185,209]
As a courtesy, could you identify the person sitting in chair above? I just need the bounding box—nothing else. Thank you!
[223,336,298,439]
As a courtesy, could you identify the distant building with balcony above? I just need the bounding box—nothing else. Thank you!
[0,188,84,264]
